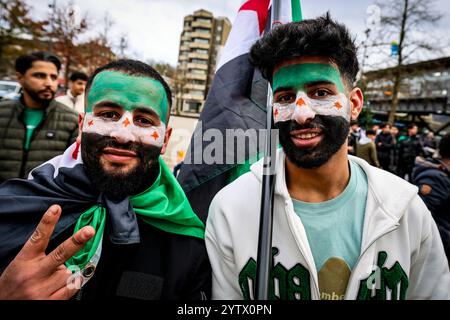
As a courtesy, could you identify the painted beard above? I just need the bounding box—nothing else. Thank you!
[22,85,55,106]
[81,132,161,200]
[276,115,350,169]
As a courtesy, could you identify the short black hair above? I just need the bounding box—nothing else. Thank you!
[70,71,88,82]
[249,13,359,87]
[408,123,418,130]
[86,59,172,109]
[366,129,376,136]
[380,122,390,129]
[439,133,450,159]
[15,51,61,74]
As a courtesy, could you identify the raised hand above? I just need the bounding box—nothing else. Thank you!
[0,205,95,300]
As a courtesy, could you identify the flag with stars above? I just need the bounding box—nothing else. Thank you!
[177,0,302,222]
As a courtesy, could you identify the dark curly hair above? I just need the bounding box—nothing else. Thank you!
[249,13,359,87]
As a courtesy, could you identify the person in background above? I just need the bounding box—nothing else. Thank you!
[0,51,78,183]
[375,123,394,172]
[347,120,361,155]
[356,129,379,167]
[398,123,423,181]
[412,133,450,265]
[56,71,88,114]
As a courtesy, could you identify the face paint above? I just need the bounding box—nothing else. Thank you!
[273,92,351,124]
[87,70,169,124]
[272,63,351,123]
[83,111,166,148]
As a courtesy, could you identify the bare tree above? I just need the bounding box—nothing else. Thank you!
[47,1,88,84]
[0,0,47,76]
[372,0,443,124]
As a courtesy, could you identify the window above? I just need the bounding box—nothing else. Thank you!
[190,59,207,65]
[195,28,210,34]
[194,38,209,44]
[196,18,211,24]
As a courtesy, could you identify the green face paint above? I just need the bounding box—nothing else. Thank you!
[272,63,346,93]
[87,70,169,124]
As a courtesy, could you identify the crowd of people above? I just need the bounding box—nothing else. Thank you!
[0,14,448,300]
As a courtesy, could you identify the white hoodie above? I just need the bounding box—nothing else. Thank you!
[206,149,450,300]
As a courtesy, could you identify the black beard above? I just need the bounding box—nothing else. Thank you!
[276,115,350,169]
[22,86,55,106]
[81,132,161,200]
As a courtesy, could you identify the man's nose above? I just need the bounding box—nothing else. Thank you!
[292,103,316,124]
[44,76,54,87]
[110,127,137,144]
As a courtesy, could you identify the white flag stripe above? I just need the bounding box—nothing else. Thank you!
[215,0,295,72]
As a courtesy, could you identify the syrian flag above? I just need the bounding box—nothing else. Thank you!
[177,0,302,222]
[0,143,204,271]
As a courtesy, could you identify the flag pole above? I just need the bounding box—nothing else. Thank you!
[255,0,280,300]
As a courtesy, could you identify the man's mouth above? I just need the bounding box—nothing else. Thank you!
[102,147,137,163]
[290,129,323,148]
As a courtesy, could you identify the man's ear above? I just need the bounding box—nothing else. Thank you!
[349,87,364,121]
[160,126,172,155]
[16,72,24,85]
[76,113,84,145]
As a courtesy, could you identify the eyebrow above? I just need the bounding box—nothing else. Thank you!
[93,101,123,109]
[305,80,336,88]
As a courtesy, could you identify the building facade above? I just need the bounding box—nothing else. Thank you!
[362,57,450,133]
[174,9,231,116]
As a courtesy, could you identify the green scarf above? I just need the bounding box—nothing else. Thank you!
[65,158,204,270]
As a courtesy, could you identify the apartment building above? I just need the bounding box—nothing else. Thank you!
[175,9,231,116]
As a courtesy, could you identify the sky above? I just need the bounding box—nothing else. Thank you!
[26,0,450,69]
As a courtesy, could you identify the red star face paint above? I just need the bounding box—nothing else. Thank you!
[83,71,168,148]
[272,63,351,124]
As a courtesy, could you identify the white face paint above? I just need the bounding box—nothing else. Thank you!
[273,92,351,124]
[83,111,166,147]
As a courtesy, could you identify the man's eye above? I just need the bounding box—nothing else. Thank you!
[275,93,295,104]
[99,111,120,120]
[312,90,331,98]
[134,117,154,127]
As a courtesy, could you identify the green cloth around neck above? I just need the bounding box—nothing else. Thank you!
[23,108,44,150]
[65,157,204,270]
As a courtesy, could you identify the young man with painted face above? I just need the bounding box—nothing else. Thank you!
[0,59,210,300]
[205,15,449,300]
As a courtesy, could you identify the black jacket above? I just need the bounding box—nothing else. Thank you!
[412,157,450,258]
[398,135,423,167]
[375,132,394,162]
[51,221,211,300]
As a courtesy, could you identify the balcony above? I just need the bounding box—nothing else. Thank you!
[185,83,206,90]
[191,32,211,40]
[189,42,210,50]
[192,21,212,29]
[187,63,208,70]
[186,73,207,81]
[182,93,204,101]
[188,52,209,60]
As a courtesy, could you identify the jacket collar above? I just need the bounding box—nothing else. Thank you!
[250,148,418,224]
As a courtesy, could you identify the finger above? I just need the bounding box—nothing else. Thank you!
[43,226,95,270]
[20,205,62,258]
[50,272,83,300]
[38,268,73,299]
